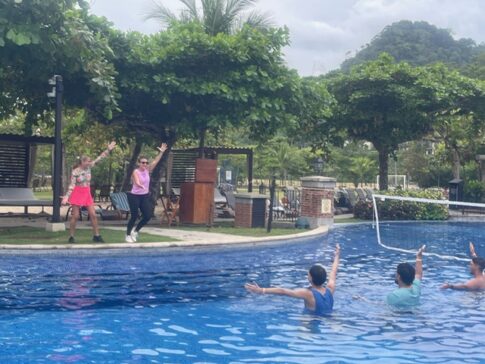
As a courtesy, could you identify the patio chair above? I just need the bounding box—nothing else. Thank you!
[355,188,367,202]
[364,188,374,200]
[343,188,359,209]
[160,194,180,227]
[99,185,112,202]
[101,192,130,220]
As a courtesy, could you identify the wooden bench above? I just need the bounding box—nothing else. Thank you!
[0,187,53,214]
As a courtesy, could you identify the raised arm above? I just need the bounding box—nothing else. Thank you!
[415,245,426,280]
[149,143,168,172]
[245,282,310,300]
[91,141,116,167]
[470,242,477,258]
[327,244,341,294]
[441,243,479,290]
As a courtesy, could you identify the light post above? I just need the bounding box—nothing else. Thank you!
[267,175,276,233]
[48,75,63,224]
[313,157,324,175]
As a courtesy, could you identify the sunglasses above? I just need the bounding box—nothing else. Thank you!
[140,161,148,164]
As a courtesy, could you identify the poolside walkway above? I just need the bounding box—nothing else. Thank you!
[0,215,328,250]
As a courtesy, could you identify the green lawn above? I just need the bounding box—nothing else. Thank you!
[34,191,53,200]
[178,225,308,237]
[0,227,176,245]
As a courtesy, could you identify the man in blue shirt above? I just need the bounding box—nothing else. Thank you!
[387,245,425,307]
[245,244,341,315]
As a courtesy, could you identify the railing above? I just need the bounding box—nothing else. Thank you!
[270,187,301,222]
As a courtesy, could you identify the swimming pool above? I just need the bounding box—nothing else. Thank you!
[1,223,484,363]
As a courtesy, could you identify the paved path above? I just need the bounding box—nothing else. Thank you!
[0,216,328,250]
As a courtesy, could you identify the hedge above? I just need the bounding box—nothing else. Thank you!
[354,189,448,221]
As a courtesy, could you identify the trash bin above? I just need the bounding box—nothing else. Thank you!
[234,193,267,228]
[449,179,463,209]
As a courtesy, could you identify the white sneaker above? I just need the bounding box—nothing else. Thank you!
[125,235,134,243]
[131,231,138,242]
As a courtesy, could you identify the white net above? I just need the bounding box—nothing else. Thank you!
[372,194,485,261]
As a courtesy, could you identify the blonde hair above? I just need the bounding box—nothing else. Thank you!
[73,155,90,169]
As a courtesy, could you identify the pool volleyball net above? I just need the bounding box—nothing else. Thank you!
[371,194,485,261]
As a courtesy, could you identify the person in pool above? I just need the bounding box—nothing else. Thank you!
[244,244,340,316]
[441,243,485,291]
[387,245,426,307]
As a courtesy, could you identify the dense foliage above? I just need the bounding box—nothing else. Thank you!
[354,189,449,221]
[341,20,484,71]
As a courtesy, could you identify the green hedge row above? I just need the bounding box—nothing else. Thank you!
[354,189,448,220]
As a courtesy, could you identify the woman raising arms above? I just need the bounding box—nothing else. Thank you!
[62,141,117,243]
[125,143,168,243]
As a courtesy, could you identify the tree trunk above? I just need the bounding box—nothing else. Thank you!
[378,148,389,191]
[149,131,177,210]
[121,138,143,192]
[27,145,37,188]
[451,148,460,179]
[198,128,206,158]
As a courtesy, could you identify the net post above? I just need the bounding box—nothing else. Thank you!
[372,194,382,246]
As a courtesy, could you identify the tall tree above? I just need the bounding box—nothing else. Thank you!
[0,0,119,129]
[329,54,436,190]
[424,64,485,179]
[146,0,271,35]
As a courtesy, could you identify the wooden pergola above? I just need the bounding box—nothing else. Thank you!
[0,133,55,188]
[169,146,254,192]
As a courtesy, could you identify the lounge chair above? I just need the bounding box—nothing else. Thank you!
[101,192,130,220]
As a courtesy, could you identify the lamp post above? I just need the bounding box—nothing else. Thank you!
[48,75,63,224]
[267,175,276,233]
[313,157,324,175]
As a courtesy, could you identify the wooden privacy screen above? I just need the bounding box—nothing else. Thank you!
[0,142,29,187]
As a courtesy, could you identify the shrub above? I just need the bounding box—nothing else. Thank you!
[464,180,485,202]
[354,189,448,221]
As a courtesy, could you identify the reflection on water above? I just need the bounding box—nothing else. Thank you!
[0,223,484,363]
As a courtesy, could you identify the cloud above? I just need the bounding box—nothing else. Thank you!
[89,0,485,76]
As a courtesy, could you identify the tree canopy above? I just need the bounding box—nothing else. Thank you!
[0,0,118,131]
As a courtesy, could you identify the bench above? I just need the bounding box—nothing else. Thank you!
[0,187,53,214]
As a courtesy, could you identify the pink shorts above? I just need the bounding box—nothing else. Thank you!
[69,186,94,207]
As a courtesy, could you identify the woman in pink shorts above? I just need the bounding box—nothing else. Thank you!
[62,141,117,243]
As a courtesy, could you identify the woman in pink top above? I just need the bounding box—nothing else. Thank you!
[62,141,117,243]
[126,143,168,243]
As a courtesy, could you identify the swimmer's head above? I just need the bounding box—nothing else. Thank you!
[308,264,327,287]
[470,257,485,275]
[396,263,415,286]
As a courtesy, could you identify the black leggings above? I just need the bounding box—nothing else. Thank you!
[127,193,152,235]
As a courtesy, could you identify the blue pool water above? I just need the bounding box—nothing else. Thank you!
[1,223,484,363]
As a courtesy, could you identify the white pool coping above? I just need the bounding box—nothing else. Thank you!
[0,226,329,251]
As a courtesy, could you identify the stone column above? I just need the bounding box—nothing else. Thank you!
[300,176,336,228]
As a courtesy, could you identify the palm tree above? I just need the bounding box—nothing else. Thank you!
[145,0,272,35]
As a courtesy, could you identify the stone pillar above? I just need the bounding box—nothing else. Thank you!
[300,176,336,228]
[234,193,267,228]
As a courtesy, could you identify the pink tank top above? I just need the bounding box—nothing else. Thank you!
[131,169,150,195]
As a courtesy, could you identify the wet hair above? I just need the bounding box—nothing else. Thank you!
[397,263,415,285]
[309,264,327,286]
[472,257,485,272]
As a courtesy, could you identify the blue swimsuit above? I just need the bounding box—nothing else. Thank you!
[306,288,334,316]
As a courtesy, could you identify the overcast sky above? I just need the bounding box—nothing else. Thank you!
[89,0,485,76]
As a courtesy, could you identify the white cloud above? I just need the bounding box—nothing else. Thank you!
[89,0,485,76]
